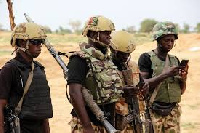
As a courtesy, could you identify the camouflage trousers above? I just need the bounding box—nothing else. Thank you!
[150,104,181,133]
[69,117,137,133]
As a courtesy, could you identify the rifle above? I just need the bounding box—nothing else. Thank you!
[5,1,20,133]
[122,68,152,133]
[137,79,153,133]
[6,0,16,30]
[4,106,20,133]
[24,14,118,133]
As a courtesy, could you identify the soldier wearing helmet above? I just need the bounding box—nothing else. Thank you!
[110,31,152,132]
[67,16,123,133]
[0,22,53,133]
[138,21,188,133]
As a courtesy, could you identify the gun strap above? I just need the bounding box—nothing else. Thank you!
[15,62,34,114]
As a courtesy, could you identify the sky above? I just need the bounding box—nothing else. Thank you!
[0,0,200,31]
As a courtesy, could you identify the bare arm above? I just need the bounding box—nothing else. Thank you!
[69,83,94,133]
[141,66,179,90]
[0,99,7,133]
[42,119,50,133]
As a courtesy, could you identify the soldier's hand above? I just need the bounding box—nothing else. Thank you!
[139,81,149,96]
[179,63,189,81]
[162,65,179,77]
[123,85,139,95]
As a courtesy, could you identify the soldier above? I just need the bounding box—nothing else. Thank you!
[110,31,151,133]
[138,22,188,133]
[0,22,53,133]
[67,15,124,133]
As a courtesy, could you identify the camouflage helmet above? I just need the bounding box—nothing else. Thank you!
[110,31,136,53]
[152,21,178,41]
[82,15,115,37]
[11,22,46,47]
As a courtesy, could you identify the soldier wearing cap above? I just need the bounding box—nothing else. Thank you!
[0,22,53,133]
[67,16,124,133]
[138,22,188,133]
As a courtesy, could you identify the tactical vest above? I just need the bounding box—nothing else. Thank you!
[71,43,123,104]
[8,59,53,119]
[149,51,181,103]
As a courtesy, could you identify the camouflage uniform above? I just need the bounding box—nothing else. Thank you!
[150,105,181,133]
[148,51,182,133]
[69,117,106,133]
[69,42,123,133]
[68,16,122,132]
[138,22,183,133]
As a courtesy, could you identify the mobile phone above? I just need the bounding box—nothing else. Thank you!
[179,59,189,67]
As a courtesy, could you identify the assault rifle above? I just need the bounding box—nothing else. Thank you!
[24,14,118,133]
[122,69,152,133]
[5,1,20,132]
[4,106,20,133]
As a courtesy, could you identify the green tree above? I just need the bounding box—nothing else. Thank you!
[42,25,52,34]
[125,26,136,34]
[182,23,190,33]
[56,26,72,34]
[195,23,200,33]
[140,19,157,33]
[69,20,82,34]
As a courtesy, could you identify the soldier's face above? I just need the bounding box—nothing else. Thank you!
[28,39,43,58]
[99,31,112,46]
[159,34,176,52]
[115,51,130,62]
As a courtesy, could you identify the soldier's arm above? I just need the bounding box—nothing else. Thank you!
[138,53,179,90]
[69,83,93,132]
[0,99,7,133]
[179,64,189,95]
[67,56,94,132]
[141,67,179,90]
[42,119,50,133]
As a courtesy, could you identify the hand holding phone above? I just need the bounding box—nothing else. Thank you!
[179,59,189,67]
[179,59,189,79]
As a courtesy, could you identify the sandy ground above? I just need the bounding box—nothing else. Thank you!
[0,33,200,133]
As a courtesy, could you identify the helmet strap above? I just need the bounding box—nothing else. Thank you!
[88,37,108,48]
[25,40,33,57]
[16,40,33,58]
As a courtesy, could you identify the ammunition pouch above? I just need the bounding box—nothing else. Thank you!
[151,102,176,116]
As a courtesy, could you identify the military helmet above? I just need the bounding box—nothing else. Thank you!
[152,21,178,41]
[82,15,115,37]
[11,22,47,47]
[110,31,136,53]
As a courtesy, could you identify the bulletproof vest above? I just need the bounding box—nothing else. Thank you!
[8,59,53,119]
[70,43,123,104]
[149,51,181,103]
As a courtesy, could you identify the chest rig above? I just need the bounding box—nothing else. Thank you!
[149,51,181,103]
[72,43,123,104]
